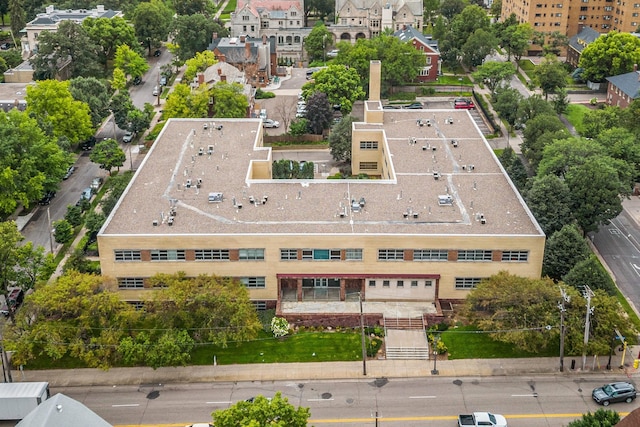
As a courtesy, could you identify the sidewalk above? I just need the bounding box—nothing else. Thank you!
[13,350,638,387]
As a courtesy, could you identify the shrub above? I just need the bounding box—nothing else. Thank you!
[367,336,383,357]
[255,88,275,99]
[271,317,290,337]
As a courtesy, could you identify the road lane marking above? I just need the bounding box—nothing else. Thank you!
[112,404,140,407]
[511,393,538,397]
[409,395,436,399]
[206,401,232,404]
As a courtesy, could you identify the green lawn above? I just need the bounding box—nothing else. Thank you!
[564,103,589,135]
[193,330,367,365]
[441,325,558,359]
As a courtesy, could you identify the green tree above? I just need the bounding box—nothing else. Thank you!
[450,5,491,50]
[581,106,622,139]
[0,221,24,296]
[502,22,532,64]
[305,23,333,61]
[26,79,94,144]
[498,146,528,191]
[69,77,111,128]
[0,109,70,215]
[596,127,640,180]
[579,31,640,83]
[128,104,154,135]
[440,0,468,20]
[551,87,570,114]
[52,219,74,244]
[111,68,127,91]
[84,211,106,236]
[212,82,250,118]
[424,0,441,25]
[516,94,555,127]
[113,44,149,79]
[492,87,523,127]
[183,50,217,82]
[8,0,25,45]
[537,137,605,178]
[563,255,617,296]
[83,16,139,70]
[542,224,590,281]
[302,64,364,114]
[534,54,568,99]
[174,0,210,16]
[133,0,173,56]
[0,48,23,68]
[304,0,333,25]
[377,35,424,93]
[461,28,497,68]
[5,271,138,369]
[472,61,516,94]
[119,329,195,369]
[64,204,84,227]
[163,84,210,118]
[145,273,262,346]
[109,91,135,129]
[328,115,357,162]
[525,174,573,236]
[289,118,309,136]
[172,14,220,62]
[521,113,567,168]
[566,409,620,427]
[305,91,333,134]
[213,392,310,427]
[30,20,101,80]
[90,139,126,175]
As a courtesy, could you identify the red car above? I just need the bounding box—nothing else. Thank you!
[454,98,475,109]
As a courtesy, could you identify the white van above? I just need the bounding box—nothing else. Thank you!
[259,109,267,119]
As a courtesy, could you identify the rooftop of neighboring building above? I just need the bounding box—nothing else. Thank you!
[394,25,439,52]
[568,26,600,52]
[100,108,542,238]
[25,4,121,27]
[606,68,640,99]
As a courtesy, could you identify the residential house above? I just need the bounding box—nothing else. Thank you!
[605,65,640,108]
[229,0,310,63]
[21,5,122,58]
[566,27,600,68]
[333,0,423,42]
[394,25,440,82]
[194,61,255,117]
[209,34,275,87]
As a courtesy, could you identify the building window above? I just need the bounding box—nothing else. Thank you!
[455,277,483,289]
[151,249,186,261]
[457,250,492,261]
[360,141,378,150]
[262,21,269,28]
[195,249,230,260]
[359,162,378,170]
[118,278,144,289]
[114,250,141,261]
[425,280,433,287]
[239,248,265,260]
[280,249,297,260]
[253,301,267,310]
[397,280,404,287]
[302,249,342,260]
[291,11,296,16]
[369,280,376,287]
[243,15,249,20]
[411,280,418,287]
[240,277,266,288]
[251,25,255,31]
[378,249,404,260]
[501,250,529,262]
[413,249,448,261]
[383,280,390,287]
[345,248,363,260]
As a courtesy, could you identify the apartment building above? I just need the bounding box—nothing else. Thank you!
[97,61,545,319]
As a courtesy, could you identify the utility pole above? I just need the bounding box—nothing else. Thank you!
[358,292,367,376]
[558,286,570,372]
[431,335,440,375]
[47,207,54,254]
[582,285,594,371]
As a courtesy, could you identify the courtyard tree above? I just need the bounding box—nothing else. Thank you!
[525,174,573,236]
[172,14,225,62]
[113,44,149,80]
[579,31,640,82]
[503,23,532,64]
[69,77,111,128]
[26,79,94,145]
[213,392,310,427]
[302,64,365,114]
[472,61,515,94]
[563,255,617,296]
[461,29,497,68]
[450,5,491,50]
[163,84,209,118]
[328,115,358,163]
[211,82,250,118]
[492,87,523,127]
[305,91,333,134]
[83,16,139,70]
[90,139,126,175]
[534,55,568,99]
[183,50,217,82]
[305,23,333,61]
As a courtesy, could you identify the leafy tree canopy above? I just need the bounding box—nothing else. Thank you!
[534,54,568,99]
[566,409,620,427]
[563,255,617,296]
[213,392,311,427]
[525,174,573,236]
[69,77,111,128]
[83,16,139,69]
[184,50,217,82]
[163,83,209,118]
[579,31,640,82]
[305,92,333,134]
[450,5,491,49]
[472,61,515,93]
[114,44,149,79]
[89,138,126,175]
[543,224,590,280]
[305,23,333,61]
[133,0,173,56]
[172,14,225,62]
[212,81,250,118]
[302,64,364,114]
[328,115,358,162]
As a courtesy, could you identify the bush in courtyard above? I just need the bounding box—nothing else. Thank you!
[271,317,290,338]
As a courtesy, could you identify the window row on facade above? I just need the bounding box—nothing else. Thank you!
[368,279,434,287]
[115,248,529,263]
[117,276,266,289]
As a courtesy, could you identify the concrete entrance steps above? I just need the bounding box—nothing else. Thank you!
[383,320,430,360]
[383,316,425,329]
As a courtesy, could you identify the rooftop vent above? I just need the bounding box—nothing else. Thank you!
[438,195,453,206]
[208,192,223,203]
[451,139,458,147]
[433,171,441,180]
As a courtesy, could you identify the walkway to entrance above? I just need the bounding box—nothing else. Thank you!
[281,301,438,317]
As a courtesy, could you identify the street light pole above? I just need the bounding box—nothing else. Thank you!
[358,292,367,376]
[47,207,54,254]
[431,335,439,375]
[582,285,594,371]
[558,286,569,372]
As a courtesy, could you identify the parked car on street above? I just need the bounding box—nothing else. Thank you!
[152,85,160,96]
[153,49,162,57]
[81,136,96,151]
[1,288,24,317]
[63,166,75,180]
[123,131,135,143]
[160,75,167,86]
[132,76,142,85]
[76,187,93,206]
[262,119,280,128]
[592,382,637,406]
[91,177,103,191]
[405,102,423,109]
[454,98,475,109]
[38,191,56,206]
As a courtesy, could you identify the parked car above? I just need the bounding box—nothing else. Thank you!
[454,98,475,109]
[405,102,423,109]
[160,75,167,86]
[153,49,162,57]
[327,49,339,58]
[152,85,160,96]
[38,191,56,206]
[63,166,75,180]
[262,119,280,128]
[91,177,103,190]
[132,76,142,85]
[0,43,13,50]
[383,105,399,109]
[592,382,637,406]
[81,136,96,151]
[123,131,135,143]
[1,288,24,317]
[76,188,93,206]
[306,68,319,80]
[184,424,212,427]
